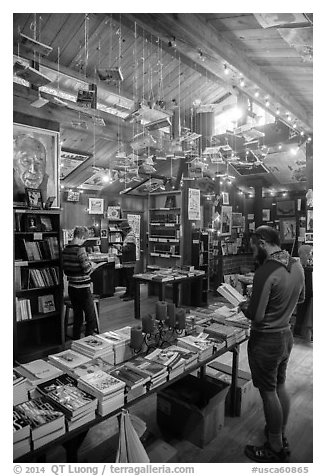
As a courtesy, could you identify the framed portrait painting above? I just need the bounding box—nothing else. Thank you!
[280,217,296,243]
[88,198,104,215]
[221,206,232,236]
[13,123,59,208]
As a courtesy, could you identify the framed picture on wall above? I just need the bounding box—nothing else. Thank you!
[262,209,270,221]
[25,188,43,209]
[221,206,232,236]
[276,200,295,216]
[222,192,229,205]
[88,198,104,215]
[280,217,296,243]
[13,123,59,208]
[305,232,313,244]
[307,209,313,231]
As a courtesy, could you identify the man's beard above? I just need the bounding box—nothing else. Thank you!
[256,246,268,266]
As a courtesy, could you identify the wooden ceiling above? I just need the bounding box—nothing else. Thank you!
[13,13,313,195]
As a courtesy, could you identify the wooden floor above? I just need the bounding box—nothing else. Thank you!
[48,285,313,463]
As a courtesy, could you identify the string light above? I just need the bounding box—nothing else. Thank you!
[254,90,260,98]
[224,64,229,75]
[265,98,270,107]
[240,77,245,88]
[276,107,280,115]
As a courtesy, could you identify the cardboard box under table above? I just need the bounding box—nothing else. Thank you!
[157,374,229,448]
[207,362,255,416]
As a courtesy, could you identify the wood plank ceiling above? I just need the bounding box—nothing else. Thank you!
[13,13,313,195]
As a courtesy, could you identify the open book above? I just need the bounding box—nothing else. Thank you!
[217,283,247,307]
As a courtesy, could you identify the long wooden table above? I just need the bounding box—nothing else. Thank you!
[14,335,247,463]
[133,271,206,320]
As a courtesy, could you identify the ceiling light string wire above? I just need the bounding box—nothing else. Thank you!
[84,13,89,79]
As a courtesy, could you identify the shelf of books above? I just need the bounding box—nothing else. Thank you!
[147,191,183,270]
[13,209,64,363]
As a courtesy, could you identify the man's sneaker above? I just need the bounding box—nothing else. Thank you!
[264,425,290,455]
[245,442,289,463]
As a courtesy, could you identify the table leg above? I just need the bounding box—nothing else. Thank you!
[230,345,239,417]
[134,279,141,320]
[172,283,179,307]
[63,430,88,462]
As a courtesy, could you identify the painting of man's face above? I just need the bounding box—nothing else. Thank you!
[13,123,59,207]
[14,135,46,190]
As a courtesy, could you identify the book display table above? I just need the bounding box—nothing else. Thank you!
[14,335,247,463]
[133,271,206,320]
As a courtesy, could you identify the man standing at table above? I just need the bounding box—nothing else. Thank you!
[240,225,305,463]
[119,220,136,301]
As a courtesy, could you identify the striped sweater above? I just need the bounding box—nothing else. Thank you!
[62,244,93,288]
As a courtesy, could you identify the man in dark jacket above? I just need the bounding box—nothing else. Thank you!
[119,220,136,301]
[240,226,305,463]
[62,226,97,339]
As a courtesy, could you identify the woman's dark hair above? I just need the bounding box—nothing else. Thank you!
[253,225,280,246]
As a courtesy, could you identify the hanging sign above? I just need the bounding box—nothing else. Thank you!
[188,188,201,221]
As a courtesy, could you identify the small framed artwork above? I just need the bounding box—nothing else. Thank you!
[88,198,104,214]
[100,229,108,238]
[24,214,41,232]
[25,188,43,209]
[221,205,232,236]
[44,196,55,209]
[280,217,296,243]
[222,192,229,205]
[276,200,295,216]
[305,232,313,244]
[262,209,270,222]
[307,209,313,231]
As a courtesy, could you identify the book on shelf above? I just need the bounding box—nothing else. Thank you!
[39,216,53,231]
[65,409,96,431]
[78,370,126,399]
[16,298,32,321]
[14,396,65,440]
[37,374,98,418]
[38,294,55,313]
[48,349,91,372]
[217,283,246,307]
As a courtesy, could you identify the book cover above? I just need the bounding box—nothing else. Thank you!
[20,360,61,380]
[67,357,113,379]
[126,356,167,378]
[38,295,55,314]
[37,374,98,418]
[72,335,113,352]
[110,365,150,389]
[145,348,180,368]
[13,409,30,443]
[78,370,125,397]
[48,350,91,370]
[14,397,65,440]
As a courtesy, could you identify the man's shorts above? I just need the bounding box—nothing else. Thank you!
[247,328,293,392]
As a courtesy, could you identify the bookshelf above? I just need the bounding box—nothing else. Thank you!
[13,209,64,363]
[191,230,210,305]
[147,191,182,269]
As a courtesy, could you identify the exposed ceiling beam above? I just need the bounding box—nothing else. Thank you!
[126,13,312,130]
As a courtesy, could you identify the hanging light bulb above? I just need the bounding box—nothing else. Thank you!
[224,64,229,75]
[300,131,305,136]
[265,98,270,107]
[240,77,245,88]
[276,107,280,115]
[254,90,260,98]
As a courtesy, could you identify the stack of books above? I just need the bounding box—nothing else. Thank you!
[225,312,251,332]
[37,374,98,432]
[14,397,65,450]
[125,355,168,389]
[99,330,133,364]
[48,349,91,373]
[145,348,185,379]
[13,407,31,459]
[217,283,246,307]
[204,322,245,347]
[78,370,126,416]
[110,364,150,402]
[176,334,214,362]
[13,369,28,405]
[164,344,199,370]
[71,335,115,363]
[66,357,113,380]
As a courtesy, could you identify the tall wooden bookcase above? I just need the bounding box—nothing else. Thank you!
[147,191,183,270]
[13,208,64,363]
